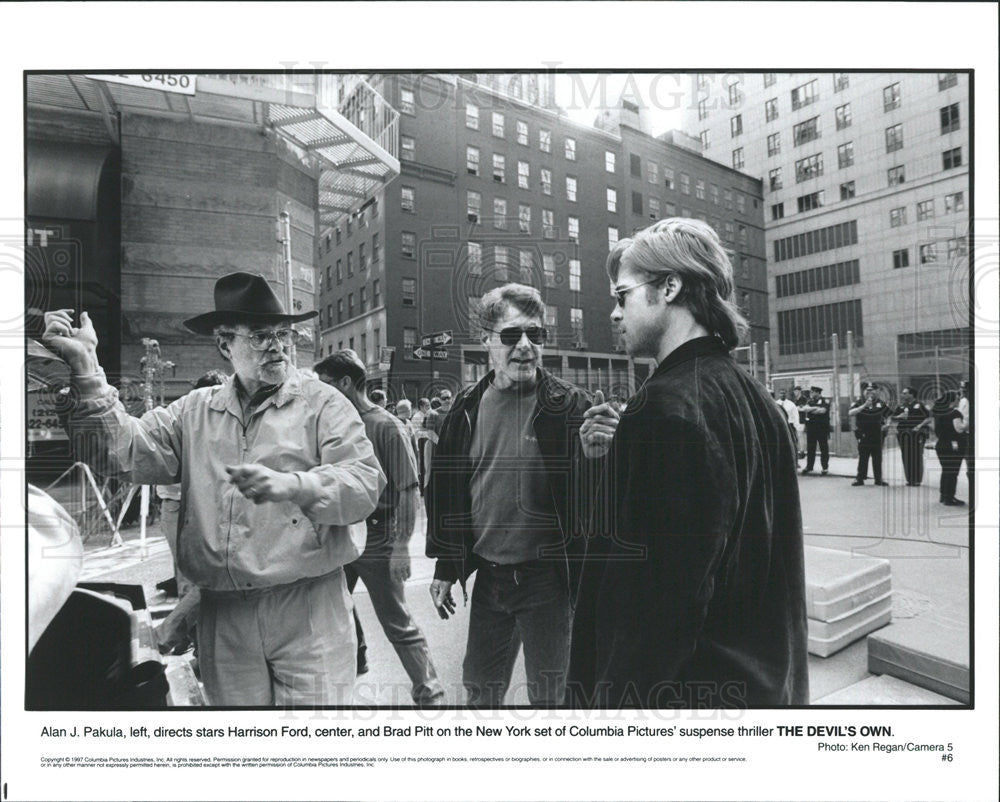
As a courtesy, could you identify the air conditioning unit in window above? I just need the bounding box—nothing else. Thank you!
[468,213,479,223]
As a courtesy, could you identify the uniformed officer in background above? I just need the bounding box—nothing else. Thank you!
[849,382,890,486]
[800,386,831,475]
[890,386,932,486]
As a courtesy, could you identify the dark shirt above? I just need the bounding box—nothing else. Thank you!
[934,408,964,444]
[803,397,830,431]
[851,398,889,441]
[359,406,419,552]
[894,401,930,433]
[571,337,809,708]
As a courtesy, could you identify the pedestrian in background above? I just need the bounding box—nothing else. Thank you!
[932,391,966,506]
[890,386,932,486]
[849,382,890,486]
[776,389,801,466]
[799,386,831,475]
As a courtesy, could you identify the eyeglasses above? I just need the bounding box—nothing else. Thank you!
[231,328,295,350]
[488,325,548,346]
[611,277,666,307]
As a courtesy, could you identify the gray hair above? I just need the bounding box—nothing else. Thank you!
[478,283,545,331]
[396,399,413,415]
[606,217,749,349]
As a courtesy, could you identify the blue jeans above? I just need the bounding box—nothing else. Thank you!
[463,559,571,707]
[346,554,445,704]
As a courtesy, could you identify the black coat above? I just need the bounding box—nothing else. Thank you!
[424,369,601,596]
[569,337,809,708]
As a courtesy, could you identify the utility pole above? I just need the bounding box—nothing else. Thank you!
[831,333,840,455]
[279,210,297,366]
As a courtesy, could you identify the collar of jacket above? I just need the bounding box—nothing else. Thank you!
[209,369,304,419]
[652,335,730,379]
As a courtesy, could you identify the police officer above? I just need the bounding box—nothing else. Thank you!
[800,386,831,475]
[890,386,932,486]
[849,382,890,486]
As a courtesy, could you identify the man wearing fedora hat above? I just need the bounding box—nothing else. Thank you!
[43,272,385,706]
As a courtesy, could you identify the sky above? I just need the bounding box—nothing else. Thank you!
[553,72,693,136]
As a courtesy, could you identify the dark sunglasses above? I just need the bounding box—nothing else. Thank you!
[490,325,548,346]
[611,276,666,307]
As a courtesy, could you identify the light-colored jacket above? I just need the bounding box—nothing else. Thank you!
[68,369,385,591]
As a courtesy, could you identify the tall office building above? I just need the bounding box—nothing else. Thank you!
[684,72,970,396]
[318,73,768,401]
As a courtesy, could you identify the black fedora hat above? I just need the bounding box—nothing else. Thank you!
[183,272,318,335]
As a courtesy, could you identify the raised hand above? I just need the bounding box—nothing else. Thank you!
[580,389,621,458]
[41,309,100,374]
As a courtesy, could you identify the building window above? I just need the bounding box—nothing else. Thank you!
[892,249,910,269]
[359,286,367,313]
[561,175,575,202]
[564,137,577,160]
[833,73,849,92]
[335,228,342,246]
[795,153,823,182]
[632,190,643,215]
[917,199,935,221]
[571,308,584,344]
[710,184,719,205]
[767,132,781,156]
[401,185,415,212]
[697,98,709,120]
[648,161,659,184]
[938,72,958,91]
[777,299,863,356]
[400,88,415,115]
[519,248,533,282]
[773,220,858,263]
[736,193,746,214]
[797,191,824,213]
[336,259,342,282]
[466,146,480,175]
[764,97,778,122]
[790,79,818,111]
[516,119,529,146]
[568,216,579,242]
[543,254,555,287]
[539,128,551,153]
[885,123,904,153]
[494,245,510,279]
[400,135,415,161]
[605,151,616,173]
[606,188,618,213]
[888,165,906,186]
[699,129,711,150]
[837,141,854,168]
[919,243,938,264]
[569,258,581,291]
[518,160,530,189]
[664,201,676,216]
[944,191,965,214]
[540,168,552,195]
[401,232,416,258]
[518,203,531,233]
[792,116,820,146]
[889,207,907,227]
[606,225,618,246]
[834,103,852,133]
[676,173,688,194]
[723,189,733,210]
[337,299,343,323]
[771,202,784,220]
[492,111,505,138]
[544,303,558,327]
[347,251,354,276]
[649,196,660,218]
[359,242,367,271]
[730,114,743,137]
[493,198,507,229]
[468,241,482,275]
[465,103,479,129]
[628,153,641,178]
[347,292,354,318]
[732,148,745,169]
[728,81,742,106]
[695,179,706,200]
[940,103,960,134]
[840,181,856,200]
[724,222,734,241]
[467,190,481,222]
[775,259,861,298]
[763,72,776,88]
[403,327,416,358]
[947,237,968,260]
[942,147,962,170]
[883,82,901,111]
[738,225,747,246]
[492,153,505,183]
[542,209,555,238]
[664,167,674,190]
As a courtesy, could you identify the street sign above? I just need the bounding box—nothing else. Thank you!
[421,330,453,347]
[85,74,197,95]
[412,347,449,361]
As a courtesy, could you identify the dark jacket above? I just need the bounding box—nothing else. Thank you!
[569,337,809,709]
[425,368,600,596]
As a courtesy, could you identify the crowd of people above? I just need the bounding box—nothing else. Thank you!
[772,380,972,506]
[37,215,966,709]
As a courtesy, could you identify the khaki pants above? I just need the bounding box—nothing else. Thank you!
[198,569,356,706]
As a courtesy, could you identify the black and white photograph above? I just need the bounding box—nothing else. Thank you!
[2,3,998,801]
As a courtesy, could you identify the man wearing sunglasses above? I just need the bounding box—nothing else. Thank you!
[426,283,613,706]
[43,272,385,706]
[569,219,808,709]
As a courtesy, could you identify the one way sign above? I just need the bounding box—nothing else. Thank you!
[421,330,453,347]
[412,347,449,360]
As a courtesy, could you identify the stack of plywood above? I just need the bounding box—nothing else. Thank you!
[805,546,893,657]
[868,617,969,703]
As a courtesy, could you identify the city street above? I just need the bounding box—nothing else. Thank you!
[78,446,970,707]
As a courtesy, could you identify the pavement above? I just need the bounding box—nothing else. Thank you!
[74,444,970,707]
